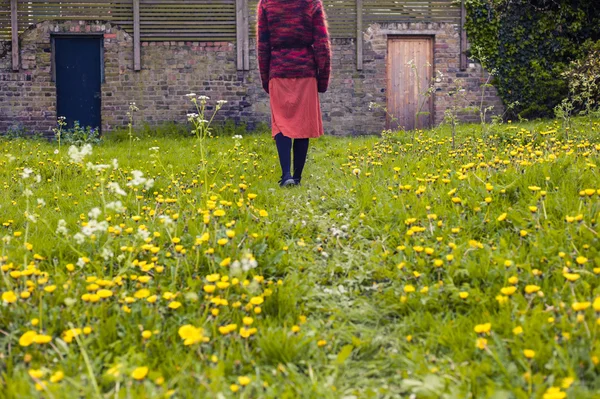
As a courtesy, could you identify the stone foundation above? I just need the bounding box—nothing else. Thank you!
[0,20,503,136]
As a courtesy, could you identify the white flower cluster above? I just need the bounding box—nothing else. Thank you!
[68,144,93,163]
[72,207,108,244]
[81,219,108,237]
[230,253,258,275]
[136,227,151,241]
[127,170,154,190]
[21,168,33,179]
[107,182,127,196]
[330,224,348,239]
[56,219,68,236]
[106,201,125,213]
[86,162,110,172]
[100,247,114,261]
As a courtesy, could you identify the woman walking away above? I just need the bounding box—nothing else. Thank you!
[257,0,332,187]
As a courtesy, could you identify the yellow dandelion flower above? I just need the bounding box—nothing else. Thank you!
[476,337,487,350]
[131,367,148,380]
[575,256,588,265]
[513,326,523,335]
[134,289,150,299]
[572,302,591,311]
[33,334,52,344]
[97,289,113,298]
[563,273,580,282]
[50,370,64,383]
[19,331,38,347]
[2,291,17,304]
[500,286,517,296]
[524,285,540,294]
[474,323,491,334]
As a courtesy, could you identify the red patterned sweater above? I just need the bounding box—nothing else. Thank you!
[256,0,332,93]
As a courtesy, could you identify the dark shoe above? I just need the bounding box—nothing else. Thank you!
[279,175,295,187]
[293,178,302,186]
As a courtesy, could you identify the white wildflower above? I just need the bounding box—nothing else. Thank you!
[185,93,197,97]
[197,95,210,101]
[56,219,68,236]
[112,159,119,169]
[127,170,153,189]
[35,174,41,183]
[217,100,228,105]
[100,247,114,261]
[21,168,33,179]
[232,135,243,140]
[54,149,59,155]
[76,257,87,268]
[81,220,108,237]
[107,182,127,196]
[106,201,125,213]
[68,144,93,163]
[86,162,110,172]
[73,233,85,244]
[37,198,46,207]
[136,227,150,241]
[88,207,102,220]
[230,260,242,276]
[23,189,33,197]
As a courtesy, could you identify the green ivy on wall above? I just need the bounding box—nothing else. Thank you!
[464,0,600,119]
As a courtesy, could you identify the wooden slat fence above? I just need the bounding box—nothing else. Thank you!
[3,0,459,42]
[249,0,458,39]
[139,0,236,42]
[16,1,133,33]
[0,0,11,40]
[364,0,460,24]
[3,0,461,71]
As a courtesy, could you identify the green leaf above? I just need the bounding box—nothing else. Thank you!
[335,344,354,364]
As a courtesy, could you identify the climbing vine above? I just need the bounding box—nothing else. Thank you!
[464,0,600,119]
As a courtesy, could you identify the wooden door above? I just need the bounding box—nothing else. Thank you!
[387,37,433,131]
[55,36,103,131]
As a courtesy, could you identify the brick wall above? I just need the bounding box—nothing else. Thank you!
[0,20,502,136]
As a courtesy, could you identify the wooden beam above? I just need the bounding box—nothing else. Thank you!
[356,0,362,70]
[11,0,18,71]
[133,0,141,71]
[236,0,243,70]
[460,0,467,71]
[242,0,249,71]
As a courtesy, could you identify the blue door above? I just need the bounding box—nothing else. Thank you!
[55,37,102,131]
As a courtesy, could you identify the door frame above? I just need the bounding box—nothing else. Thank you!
[386,35,435,130]
[51,33,105,83]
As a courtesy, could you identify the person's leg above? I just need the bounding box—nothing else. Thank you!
[274,132,294,185]
[292,138,309,184]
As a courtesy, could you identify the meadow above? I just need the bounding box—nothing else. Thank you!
[1,115,600,398]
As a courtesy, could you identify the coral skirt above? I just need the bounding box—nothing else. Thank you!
[269,77,324,139]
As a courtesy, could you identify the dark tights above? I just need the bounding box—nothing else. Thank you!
[274,133,309,182]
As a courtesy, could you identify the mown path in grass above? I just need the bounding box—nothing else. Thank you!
[1,118,600,398]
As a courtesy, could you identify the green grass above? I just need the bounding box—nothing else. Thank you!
[1,117,600,398]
